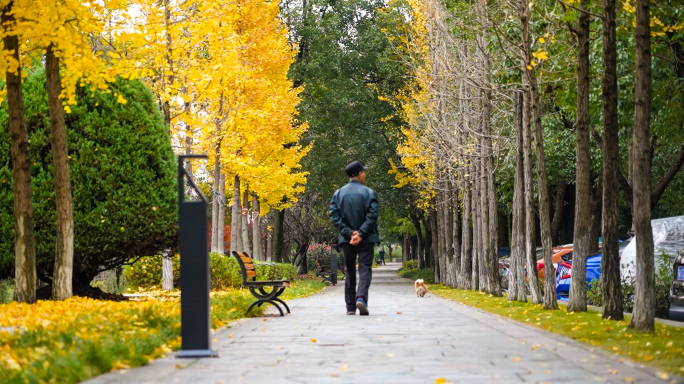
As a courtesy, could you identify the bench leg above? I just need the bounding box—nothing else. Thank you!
[273,298,290,314]
[247,299,285,316]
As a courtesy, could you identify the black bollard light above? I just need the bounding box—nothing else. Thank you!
[330,250,338,286]
[177,155,217,358]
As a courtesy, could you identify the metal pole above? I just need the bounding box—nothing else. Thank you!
[177,155,216,358]
[331,250,338,286]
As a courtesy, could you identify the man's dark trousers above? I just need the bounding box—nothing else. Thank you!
[341,242,374,312]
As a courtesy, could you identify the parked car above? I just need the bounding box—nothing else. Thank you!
[555,251,602,301]
[536,246,573,279]
[670,251,684,321]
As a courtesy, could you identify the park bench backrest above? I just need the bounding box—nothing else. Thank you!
[231,251,257,284]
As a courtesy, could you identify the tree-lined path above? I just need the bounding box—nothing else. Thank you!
[85,265,665,384]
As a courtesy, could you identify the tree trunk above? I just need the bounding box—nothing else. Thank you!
[550,180,567,246]
[46,45,74,301]
[452,188,461,288]
[4,3,36,303]
[471,160,479,291]
[211,160,220,253]
[217,174,225,254]
[230,176,242,254]
[444,189,454,287]
[162,249,173,291]
[497,211,509,248]
[511,91,527,302]
[520,0,553,308]
[629,0,655,332]
[266,209,274,261]
[601,0,623,320]
[479,158,489,293]
[568,1,592,313]
[294,242,308,275]
[460,167,472,290]
[402,233,409,263]
[522,87,541,303]
[410,213,424,268]
[252,193,263,260]
[422,217,432,268]
[241,186,251,255]
[589,177,602,254]
[272,208,285,262]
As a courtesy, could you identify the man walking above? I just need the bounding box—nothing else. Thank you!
[379,248,386,265]
[329,161,379,316]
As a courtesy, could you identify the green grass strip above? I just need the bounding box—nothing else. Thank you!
[430,284,684,378]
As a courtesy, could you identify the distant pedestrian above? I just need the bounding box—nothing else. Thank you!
[379,248,386,265]
[329,161,379,316]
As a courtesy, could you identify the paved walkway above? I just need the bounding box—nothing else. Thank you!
[86,263,672,384]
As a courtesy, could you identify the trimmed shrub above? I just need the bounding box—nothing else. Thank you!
[125,253,297,290]
[402,260,419,270]
[0,69,177,286]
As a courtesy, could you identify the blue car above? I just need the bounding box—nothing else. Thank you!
[555,252,602,301]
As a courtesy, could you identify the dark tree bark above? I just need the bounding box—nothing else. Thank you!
[460,169,472,290]
[430,210,439,272]
[272,207,285,263]
[629,0,655,332]
[445,189,454,286]
[521,88,541,303]
[568,0,591,313]
[601,0,623,320]
[519,2,542,304]
[497,211,509,248]
[589,177,603,254]
[510,92,528,302]
[46,45,74,301]
[452,187,461,287]
[471,160,479,291]
[411,213,425,268]
[241,186,251,255]
[550,180,567,246]
[230,176,242,254]
[422,217,432,269]
[478,160,488,292]
[4,3,36,303]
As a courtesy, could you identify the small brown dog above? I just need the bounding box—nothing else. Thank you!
[414,279,428,297]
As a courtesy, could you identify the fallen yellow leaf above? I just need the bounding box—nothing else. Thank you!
[435,379,447,384]
[659,373,669,380]
[310,338,317,343]
[624,378,635,382]
[512,357,521,362]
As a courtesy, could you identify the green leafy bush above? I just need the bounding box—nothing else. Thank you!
[586,252,674,318]
[402,260,418,270]
[0,68,177,286]
[0,278,13,304]
[398,267,433,283]
[125,253,297,290]
[306,244,344,272]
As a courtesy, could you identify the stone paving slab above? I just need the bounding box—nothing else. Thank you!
[84,263,675,384]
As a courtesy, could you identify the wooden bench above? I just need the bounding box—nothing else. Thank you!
[314,259,345,285]
[231,251,290,316]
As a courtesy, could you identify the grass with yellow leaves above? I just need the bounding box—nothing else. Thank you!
[430,284,684,378]
[0,279,326,383]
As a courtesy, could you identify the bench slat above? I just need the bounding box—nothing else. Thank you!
[243,263,256,271]
[246,270,257,278]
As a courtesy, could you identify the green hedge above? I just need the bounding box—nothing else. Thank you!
[0,68,177,284]
[402,260,418,270]
[126,253,297,290]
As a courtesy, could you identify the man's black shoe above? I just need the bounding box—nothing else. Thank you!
[356,299,369,316]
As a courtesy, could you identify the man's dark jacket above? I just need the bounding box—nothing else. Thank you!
[329,180,380,245]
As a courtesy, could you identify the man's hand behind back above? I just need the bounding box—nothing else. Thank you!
[350,231,362,246]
